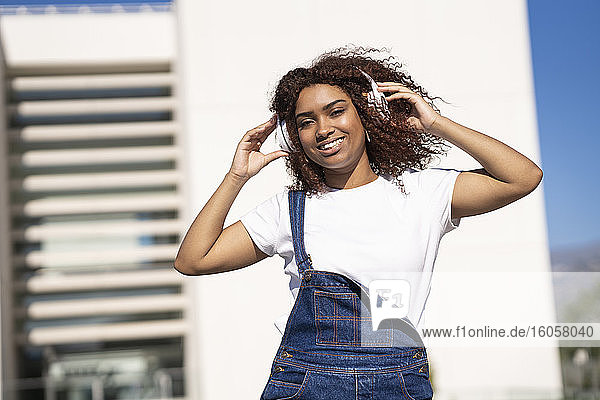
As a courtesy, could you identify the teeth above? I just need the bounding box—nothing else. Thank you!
[319,137,343,150]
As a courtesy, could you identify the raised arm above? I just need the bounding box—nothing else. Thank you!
[429,117,543,220]
[377,81,543,220]
[174,115,289,276]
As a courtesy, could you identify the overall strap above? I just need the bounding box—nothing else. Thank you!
[288,190,313,274]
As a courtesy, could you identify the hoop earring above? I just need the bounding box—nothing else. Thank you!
[365,130,371,143]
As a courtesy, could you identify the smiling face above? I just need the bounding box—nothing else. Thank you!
[294,84,368,176]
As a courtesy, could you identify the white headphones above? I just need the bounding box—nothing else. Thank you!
[274,67,390,153]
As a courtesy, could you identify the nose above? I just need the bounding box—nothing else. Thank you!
[316,121,334,142]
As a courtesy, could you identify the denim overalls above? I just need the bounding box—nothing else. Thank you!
[259,190,434,400]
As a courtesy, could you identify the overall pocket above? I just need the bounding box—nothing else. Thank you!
[314,291,360,345]
[314,290,392,346]
[260,363,311,400]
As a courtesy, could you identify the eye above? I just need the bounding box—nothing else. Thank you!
[331,108,344,116]
[298,119,314,129]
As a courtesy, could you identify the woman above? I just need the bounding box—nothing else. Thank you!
[174,46,543,399]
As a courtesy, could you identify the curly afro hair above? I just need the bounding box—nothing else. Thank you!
[270,45,452,198]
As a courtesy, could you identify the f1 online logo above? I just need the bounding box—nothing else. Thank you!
[368,280,411,331]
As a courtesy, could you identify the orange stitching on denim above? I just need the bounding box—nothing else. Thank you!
[305,285,357,288]
[314,291,359,298]
[295,370,311,398]
[317,340,390,347]
[314,324,391,346]
[315,316,374,321]
[353,294,357,345]
[315,338,389,345]
[315,291,367,346]
[283,345,425,358]
[333,291,337,341]
[397,372,416,400]
[274,358,428,375]
[316,340,392,346]
[270,379,302,388]
[313,291,320,343]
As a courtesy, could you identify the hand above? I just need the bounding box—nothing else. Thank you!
[376,82,440,132]
[228,114,289,183]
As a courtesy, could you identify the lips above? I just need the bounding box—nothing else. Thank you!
[316,136,345,156]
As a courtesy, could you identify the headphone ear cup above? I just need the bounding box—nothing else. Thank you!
[378,95,390,119]
[275,117,295,153]
[356,68,391,120]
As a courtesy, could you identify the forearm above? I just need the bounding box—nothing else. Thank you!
[174,172,246,273]
[430,116,543,190]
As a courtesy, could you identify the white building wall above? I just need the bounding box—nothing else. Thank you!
[0,1,561,398]
[176,0,561,399]
[0,12,175,65]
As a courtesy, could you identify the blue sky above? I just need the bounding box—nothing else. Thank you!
[0,0,597,251]
[527,0,600,250]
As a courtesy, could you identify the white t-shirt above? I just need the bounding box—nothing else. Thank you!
[240,167,462,335]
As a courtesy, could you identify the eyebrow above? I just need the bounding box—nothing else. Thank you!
[295,99,347,121]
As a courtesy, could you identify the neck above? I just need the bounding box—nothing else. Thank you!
[323,153,378,190]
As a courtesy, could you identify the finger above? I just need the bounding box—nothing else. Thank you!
[376,84,413,91]
[376,81,405,86]
[380,91,417,101]
[253,128,273,148]
[407,116,422,129]
[264,150,290,165]
[258,116,279,133]
[245,122,276,143]
[247,115,277,134]
[383,93,421,105]
[255,123,277,144]
[384,92,417,101]
[376,86,413,93]
[377,83,412,92]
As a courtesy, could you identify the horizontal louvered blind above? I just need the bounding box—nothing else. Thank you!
[5,59,187,398]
